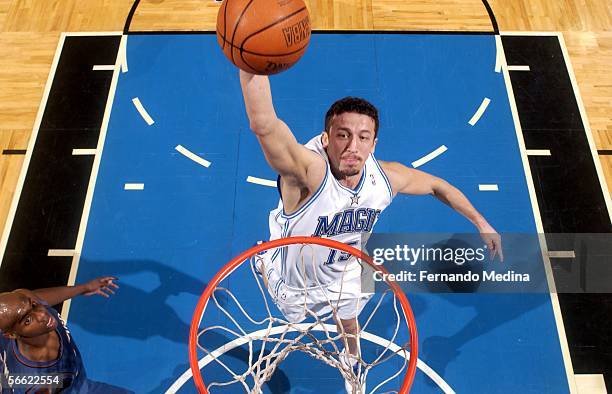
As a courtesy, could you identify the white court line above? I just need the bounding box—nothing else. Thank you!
[575,374,607,394]
[247,176,277,187]
[548,251,576,259]
[508,65,530,71]
[63,31,123,36]
[0,35,67,270]
[494,38,502,73]
[62,34,125,320]
[120,35,128,73]
[132,97,154,125]
[411,145,447,168]
[92,65,115,71]
[72,148,97,156]
[468,98,491,126]
[124,183,144,190]
[165,323,455,394]
[497,35,577,393]
[558,32,612,222]
[478,184,499,191]
[500,31,561,36]
[526,149,551,156]
[48,249,75,257]
[175,145,211,168]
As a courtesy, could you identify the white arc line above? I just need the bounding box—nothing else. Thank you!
[411,145,447,168]
[478,184,499,191]
[548,251,576,259]
[132,97,154,125]
[72,149,97,156]
[120,35,128,73]
[48,249,75,257]
[124,183,144,190]
[494,39,502,73]
[247,176,277,187]
[526,149,551,156]
[468,98,491,126]
[508,65,530,71]
[165,323,455,394]
[175,145,211,168]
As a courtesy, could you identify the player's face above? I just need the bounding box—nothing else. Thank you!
[323,112,377,178]
[0,292,56,338]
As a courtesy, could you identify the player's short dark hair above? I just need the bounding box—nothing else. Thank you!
[324,97,379,138]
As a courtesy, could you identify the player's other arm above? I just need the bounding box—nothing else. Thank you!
[380,161,503,260]
[15,277,119,306]
[239,70,322,186]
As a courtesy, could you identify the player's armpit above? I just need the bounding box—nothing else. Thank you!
[256,119,324,187]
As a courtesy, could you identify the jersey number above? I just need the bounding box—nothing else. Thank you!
[324,241,358,265]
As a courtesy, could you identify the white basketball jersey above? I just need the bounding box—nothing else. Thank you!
[266,135,394,290]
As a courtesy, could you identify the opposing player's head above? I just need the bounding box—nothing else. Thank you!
[0,291,57,339]
[322,97,378,178]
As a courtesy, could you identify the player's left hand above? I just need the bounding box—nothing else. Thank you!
[82,276,119,298]
[479,224,503,262]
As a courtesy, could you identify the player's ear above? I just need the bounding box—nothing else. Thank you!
[321,131,329,148]
[370,137,377,154]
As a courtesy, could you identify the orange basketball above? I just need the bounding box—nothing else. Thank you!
[216,0,311,75]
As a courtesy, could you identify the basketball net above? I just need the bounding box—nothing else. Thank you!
[189,237,418,393]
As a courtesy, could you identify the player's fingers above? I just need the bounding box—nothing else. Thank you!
[97,289,110,298]
[487,239,495,258]
[497,241,504,262]
[100,276,118,284]
[104,286,116,295]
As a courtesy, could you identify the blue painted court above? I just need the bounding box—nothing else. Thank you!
[68,33,570,393]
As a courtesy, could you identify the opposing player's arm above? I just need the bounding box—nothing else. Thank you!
[239,70,322,186]
[380,161,503,260]
[15,277,119,306]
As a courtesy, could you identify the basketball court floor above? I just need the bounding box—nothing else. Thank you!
[1,1,611,393]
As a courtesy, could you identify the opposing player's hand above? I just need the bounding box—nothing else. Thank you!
[81,276,119,298]
[479,224,503,262]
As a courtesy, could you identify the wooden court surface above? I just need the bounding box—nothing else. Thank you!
[0,0,611,236]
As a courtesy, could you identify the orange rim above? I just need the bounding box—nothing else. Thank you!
[189,236,418,393]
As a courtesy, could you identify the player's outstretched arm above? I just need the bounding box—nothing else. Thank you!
[16,277,119,306]
[239,70,322,185]
[380,161,503,260]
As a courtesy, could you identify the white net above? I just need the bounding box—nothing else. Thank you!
[191,241,416,394]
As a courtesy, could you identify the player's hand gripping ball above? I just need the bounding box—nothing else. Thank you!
[216,0,311,75]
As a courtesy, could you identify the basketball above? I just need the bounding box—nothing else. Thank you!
[216,0,311,75]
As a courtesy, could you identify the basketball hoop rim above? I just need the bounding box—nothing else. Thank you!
[189,236,418,393]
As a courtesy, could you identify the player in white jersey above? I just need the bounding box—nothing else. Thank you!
[239,70,502,392]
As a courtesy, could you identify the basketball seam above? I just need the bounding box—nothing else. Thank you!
[239,8,309,74]
[239,7,308,53]
[222,0,229,50]
[229,0,257,66]
[216,31,259,73]
[240,42,308,74]
[217,29,309,57]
